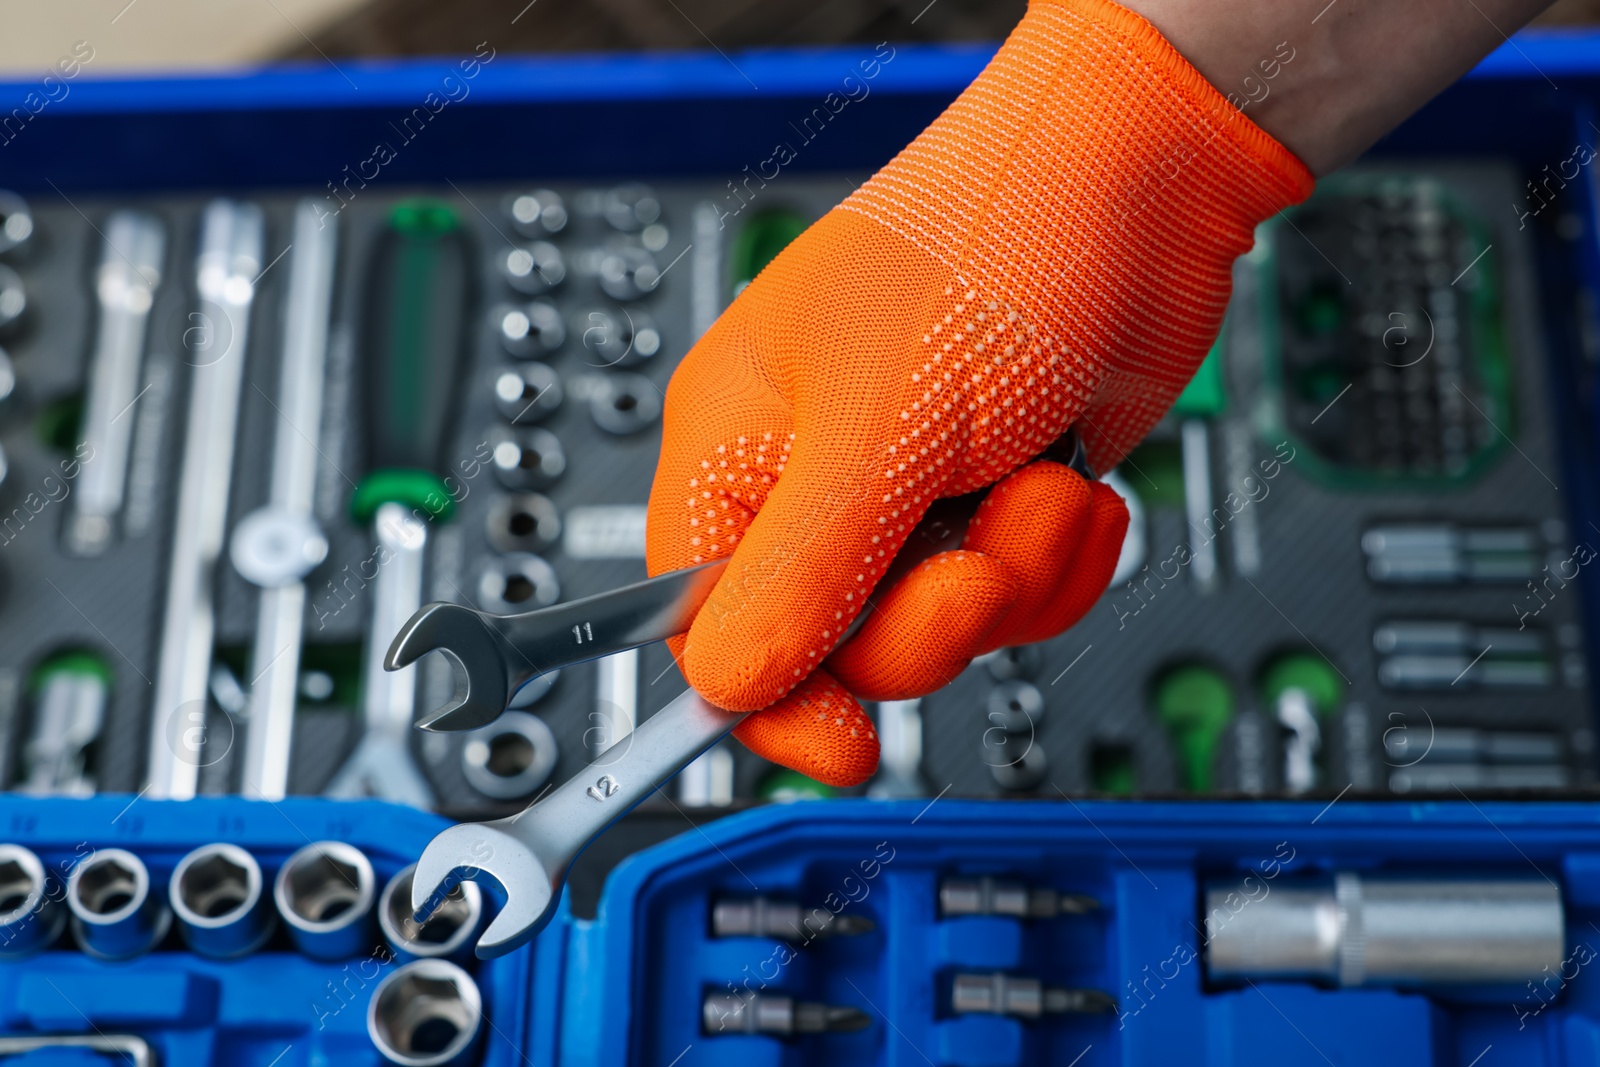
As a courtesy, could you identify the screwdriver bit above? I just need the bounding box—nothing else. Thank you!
[951,972,1116,1018]
[939,876,1098,920]
[702,991,871,1036]
[711,897,875,941]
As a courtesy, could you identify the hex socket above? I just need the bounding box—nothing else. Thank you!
[170,843,275,958]
[494,300,564,358]
[461,710,559,799]
[490,427,565,491]
[486,493,560,555]
[274,841,376,960]
[589,373,661,435]
[476,553,560,615]
[0,844,64,958]
[378,863,483,963]
[67,848,170,960]
[368,959,484,1067]
[493,363,562,424]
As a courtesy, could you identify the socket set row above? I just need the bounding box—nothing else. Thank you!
[0,839,481,964]
[0,796,529,1067]
[0,837,499,1066]
[591,796,1596,1067]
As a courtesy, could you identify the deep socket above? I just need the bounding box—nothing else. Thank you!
[273,841,376,960]
[67,848,170,960]
[1205,871,1564,986]
[0,844,63,958]
[368,959,483,1067]
[169,843,275,958]
[379,863,483,962]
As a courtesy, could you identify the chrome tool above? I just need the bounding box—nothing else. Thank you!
[938,876,1098,919]
[401,429,1095,956]
[387,558,726,734]
[65,211,165,556]
[22,652,110,795]
[950,972,1115,1018]
[701,991,869,1037]
[236,199,339,801]
[274,840,376,960]
[169,843,275,958]
[146,200,263,799]
[0,844,64,958]
[0,1035,152,1066]
[711,896,874,941]
[1205,872,1563,986]
[368,959,483,1067]
[67,847,170,960]
[378,862,483,962]
[411,685,738,957]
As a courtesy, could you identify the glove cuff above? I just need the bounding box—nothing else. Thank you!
[1032,0,1314,204]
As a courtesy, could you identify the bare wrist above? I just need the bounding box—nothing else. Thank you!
[1116,0,1553,175]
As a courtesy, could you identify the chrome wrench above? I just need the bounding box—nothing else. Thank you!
[386,559,725,733]
[146,201,264,799]
[386,429,1094,736]
[412,684,737,957]
[235,200,338,801]
[325,502,437,806]
[403,428,1097,954]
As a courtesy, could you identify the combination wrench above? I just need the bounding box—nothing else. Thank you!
[412,684,735,957]
[402,431,1096,956]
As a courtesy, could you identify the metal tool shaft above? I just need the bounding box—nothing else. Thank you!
[327,504,436,806]
[147,201,263,799]
[1205,872,1563,986]
[67,212,165,556]
[239,200,339,801]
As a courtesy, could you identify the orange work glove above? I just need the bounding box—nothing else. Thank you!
[646,0,1314,787]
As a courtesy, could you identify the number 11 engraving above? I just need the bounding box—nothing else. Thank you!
[572,622,593,644]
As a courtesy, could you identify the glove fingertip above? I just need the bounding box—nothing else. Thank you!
[732,672,880,787]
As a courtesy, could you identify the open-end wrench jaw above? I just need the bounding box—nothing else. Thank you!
[385,603,518,733]
[387,562,730,735]
[411,819,559,959]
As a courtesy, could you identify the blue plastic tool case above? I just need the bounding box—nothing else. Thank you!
[4,29,1600,1067]
[9,794,1600,1065]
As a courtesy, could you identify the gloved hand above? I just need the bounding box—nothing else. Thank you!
[646,0,1313,787]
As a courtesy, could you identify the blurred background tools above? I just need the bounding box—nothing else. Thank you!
[326,201,471,806]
